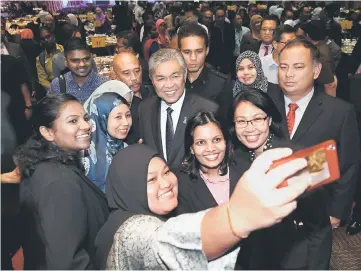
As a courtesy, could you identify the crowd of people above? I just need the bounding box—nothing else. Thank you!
[1,0,361,270]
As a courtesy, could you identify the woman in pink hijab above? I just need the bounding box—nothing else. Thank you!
[94,6,111,34]
[144,19,170,60]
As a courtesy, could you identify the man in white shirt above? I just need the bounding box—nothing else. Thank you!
[267,39,360,270]
[261,25,296,84]
[258,16,278,57]
[138,48,218,169]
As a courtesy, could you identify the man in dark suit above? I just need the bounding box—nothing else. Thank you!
[239,15,279,57]
[178,23,233,119]
[138,48,218,169]
[267,39,360,269]
[207,7,235,74]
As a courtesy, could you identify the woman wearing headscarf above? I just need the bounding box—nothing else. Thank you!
[83,80,139,144]
[233,50,268,97]
[94,144,312,270]
[239,15,262,54]
[145,19,170,60]
[94,7,110,34]
[83,92,132,192]
[66,13,79,27]
[20,28,42,79]
[248,14,262,40]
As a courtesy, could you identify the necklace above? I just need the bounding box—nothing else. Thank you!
[249,133,274,162]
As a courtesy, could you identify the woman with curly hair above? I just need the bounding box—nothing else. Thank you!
[16,94,109,269]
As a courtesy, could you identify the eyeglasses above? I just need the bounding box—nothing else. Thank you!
[261,28,275,33]
[234,116,268,128]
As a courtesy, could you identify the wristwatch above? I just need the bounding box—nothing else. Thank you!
[25,105,33,110]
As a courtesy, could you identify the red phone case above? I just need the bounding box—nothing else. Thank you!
[269,140,340,191]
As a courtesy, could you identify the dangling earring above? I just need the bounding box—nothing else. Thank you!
[269,117,272,127]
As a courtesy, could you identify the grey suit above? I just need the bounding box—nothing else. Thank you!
[138,91,218,169]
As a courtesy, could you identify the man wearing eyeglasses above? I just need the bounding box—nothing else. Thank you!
[261,25,296,84]
[258,15,278,57]
[239,15,279,57]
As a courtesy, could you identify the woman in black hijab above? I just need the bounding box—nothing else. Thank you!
[95,144,312,270]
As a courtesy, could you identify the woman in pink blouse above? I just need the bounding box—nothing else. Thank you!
[174,111,251,214]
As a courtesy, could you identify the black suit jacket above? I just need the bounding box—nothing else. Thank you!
[233,139,309,270]
[20,162,109,269]
[4,40,33,86]
[239,34,262,54]
[267,84,360,221]
[138,91,218,169]
[185,65,233,119]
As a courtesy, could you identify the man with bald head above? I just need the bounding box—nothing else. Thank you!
[113,51,154,100]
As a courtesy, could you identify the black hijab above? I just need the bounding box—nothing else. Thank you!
[94,144,161,269]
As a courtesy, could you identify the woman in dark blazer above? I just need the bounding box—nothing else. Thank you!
[229,88,308,270]
[16,94,109,269]
[174,111,251,215]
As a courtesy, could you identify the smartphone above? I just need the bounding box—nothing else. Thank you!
[270,140,340,192]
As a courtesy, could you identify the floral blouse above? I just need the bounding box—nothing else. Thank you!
[106,210,240,270]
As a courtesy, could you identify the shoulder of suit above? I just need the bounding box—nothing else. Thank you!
[206,66,229,81]
[139,95,158,109]
[191,92,218,108]
[318,91,353,111]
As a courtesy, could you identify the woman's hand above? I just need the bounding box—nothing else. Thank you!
[228,148,311,237]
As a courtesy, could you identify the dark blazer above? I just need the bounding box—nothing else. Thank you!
[4,40,33,85]
[185,65,233,120]
[239,33,262,54]
[267,83,360,269]
[127,96,142,144]
[139,56,151,84]
[174,154,251,215]
[231,137,309,270]
[208,22,235,73]
[20,162,109,269]
[138,91,219,170]
[20,39,42,79]
[268,84,360,220]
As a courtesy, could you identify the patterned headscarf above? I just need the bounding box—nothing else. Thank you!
[83,92,130,192]
[233,50,268,97]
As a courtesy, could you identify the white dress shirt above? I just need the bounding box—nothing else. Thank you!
[284,88,314,139]
[261,54,278,84]
[140,25,145,42]
[160,90,186,160]
[259,43,273,57]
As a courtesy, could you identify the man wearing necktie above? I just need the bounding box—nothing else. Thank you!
[267,39,360,269]
[238,15,278,57]
[258,16,277,57]
[138,48,218,169]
